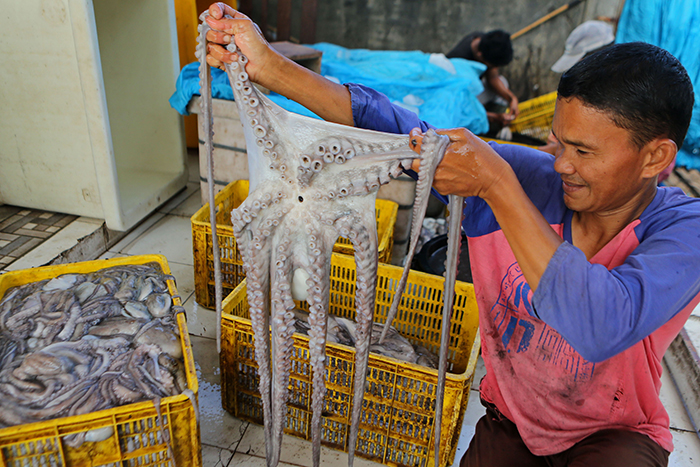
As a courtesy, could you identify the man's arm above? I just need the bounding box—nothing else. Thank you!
[204,3,354,125]
[416,132,700,362]
[484,67,519,119]
[532,229,700,362]
[410,128,563,291]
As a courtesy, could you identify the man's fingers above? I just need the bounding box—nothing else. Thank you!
[206,29,232,46]
[410,158,421,172]
[436,127,468,143]
[206,54,224,70]
[409,128,424,153]
[207,43,235,63]
[205,15,232,33]
[209,2,238,19]
[206,15,253,37]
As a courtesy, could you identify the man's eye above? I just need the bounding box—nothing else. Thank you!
[576,148,589,155]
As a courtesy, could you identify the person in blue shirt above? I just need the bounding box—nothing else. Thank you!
[447,29,520,129]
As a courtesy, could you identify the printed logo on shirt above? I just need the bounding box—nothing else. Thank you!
[490,262,596,382]
[536,325,596,382]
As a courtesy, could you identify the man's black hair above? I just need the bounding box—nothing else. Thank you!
[558,42,694,149]
[479,30,513,67]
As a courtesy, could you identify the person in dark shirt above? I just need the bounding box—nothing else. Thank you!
[447,30,519,129]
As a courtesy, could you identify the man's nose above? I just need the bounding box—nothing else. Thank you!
[553,148,575,174]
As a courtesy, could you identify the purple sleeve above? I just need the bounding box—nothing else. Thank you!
[348,83,434,134]
[532,215,700,362]
[347,82,449,203]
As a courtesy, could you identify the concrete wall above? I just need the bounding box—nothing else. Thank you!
[258,0,625,102]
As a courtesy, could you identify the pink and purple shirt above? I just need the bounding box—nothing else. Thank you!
[349,83,700,454]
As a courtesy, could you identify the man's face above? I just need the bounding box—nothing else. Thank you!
[550,97,651,215]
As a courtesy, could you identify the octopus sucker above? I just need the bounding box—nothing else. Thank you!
[199,11,461,467]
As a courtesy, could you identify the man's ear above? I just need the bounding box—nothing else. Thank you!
[641,138,677,178]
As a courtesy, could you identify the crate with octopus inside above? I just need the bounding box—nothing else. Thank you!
[0,255,200,467]
[220,252,480,467]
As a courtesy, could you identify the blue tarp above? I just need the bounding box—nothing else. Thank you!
[169,43,489,134]
[616,0,700,170]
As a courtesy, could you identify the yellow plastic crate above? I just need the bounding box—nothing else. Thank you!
[220,253,480,467]
[509,91,558,143]
[192,180,399,309]
[0,255,201,467]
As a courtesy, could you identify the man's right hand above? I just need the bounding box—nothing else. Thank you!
[409,127,513,201]
[487,111,515,127]
[204,2,277,85]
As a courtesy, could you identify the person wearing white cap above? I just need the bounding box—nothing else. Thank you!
[551,20,615,73]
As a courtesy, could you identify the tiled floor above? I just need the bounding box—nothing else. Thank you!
[0,205,77,270]
[4,149,700,466]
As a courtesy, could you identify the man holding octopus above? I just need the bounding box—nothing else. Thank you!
[204,3,700,466]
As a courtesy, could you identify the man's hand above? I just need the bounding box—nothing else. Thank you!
[410,127,562,291]
[204,2,276,84]
[508,96,520,119]
[488,111,514,126]
[408,127,513,201]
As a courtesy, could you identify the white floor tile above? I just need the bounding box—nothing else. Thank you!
[158,182,201,215]
[228,453,297,466]
[98,251,119,260]
[684,316,700,347]
[119,215,194,265]
[449,391,486,467]
[449,357,486,467]
[6,217,104,271]
[109,212,166,254]
[184,292,218,338]
[169,261,196,302]
[170,188,204,218]
[669,429,700,466]
[692,301,700,318]
[661,360,695,431]
[236,423,383,467]
[97,251,132,260]
[473,354,485,385]
[201,444,235,467]
[191,335,249,451]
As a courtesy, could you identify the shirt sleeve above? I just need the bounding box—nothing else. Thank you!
[348,83,434,134]
[532,214,700,363]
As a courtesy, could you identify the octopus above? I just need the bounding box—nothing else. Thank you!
[0,264,189,449]
[197,11,465,467]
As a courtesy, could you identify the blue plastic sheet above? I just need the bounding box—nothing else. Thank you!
[168,61,323,119]
[616,0,700,170]
[169,43,489,134]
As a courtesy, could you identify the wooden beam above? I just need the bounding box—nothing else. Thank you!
[237,0,252,15]
[300,0,318,44]
[277,0,292,41]
[260,0,269,41]
[511,0,585,40]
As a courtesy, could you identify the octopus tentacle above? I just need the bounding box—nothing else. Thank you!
[379,130,451,343]
[196,16,224,352]
[234,214,274,463]
[304,223,334,467]
[269,233,297,467]
[433,194,464,467]
[335,212,379,467]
